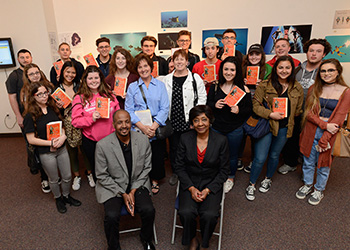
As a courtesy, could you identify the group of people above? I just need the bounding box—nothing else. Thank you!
[5,27,350,250]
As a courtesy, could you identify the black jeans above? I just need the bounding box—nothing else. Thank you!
[149,139,166,180]
[82,134,97,178]
[282,116,302,167]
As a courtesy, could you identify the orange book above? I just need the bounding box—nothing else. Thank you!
[224,86,246,107]
[51,87,72,108]
[96,97,110,119]
[46,121,62,141]
[203,65,216,82]
[224,44,235,57]
[113,77,127,97]
[246,66,260,85]
[83,53,98,66]
[53,61,64,76]
[272,97,288,117]
[151,61,159,78]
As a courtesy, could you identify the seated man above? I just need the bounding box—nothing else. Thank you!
[95,109,156,250]
[266,38,301,67]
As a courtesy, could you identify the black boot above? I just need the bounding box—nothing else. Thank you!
[63,195,82,206]
[56,196,67,213]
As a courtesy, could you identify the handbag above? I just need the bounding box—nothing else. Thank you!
[332,111,350,157]
[64,103,82,148]
[138,85,173,139]
[27,144,41,175]
[243,97,271,139]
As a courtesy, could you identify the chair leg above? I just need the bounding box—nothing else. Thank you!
[171,208,178,244]
[153,222,158,244]
[217,192,225,250]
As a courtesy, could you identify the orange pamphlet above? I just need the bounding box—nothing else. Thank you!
[224,86,246,107]
[96,97,110,119]
[53,61,64,76]
[51,87,72,109]
[114,77,127,97]
[224,45,235,57]
[203,65,216,82]
[272,97,288,117]
[151,61,159,78]
[246,66,260,85]
[83,53,98,66]
[46,121,62,141]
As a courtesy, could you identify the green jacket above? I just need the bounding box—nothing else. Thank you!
[253,80,303,138]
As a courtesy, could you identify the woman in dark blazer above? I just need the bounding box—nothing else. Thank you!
[175,105,229,250]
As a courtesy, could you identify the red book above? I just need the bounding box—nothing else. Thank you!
[46,121,62,141]
[113,77,127,97]
[151,61,159,78]
[96,97,110,119]
[224,86,246,107]
[224,45,235,57]
[53,61,64,77]
[203,64,216,82]
[51,87,72,108]
[246,66,260,85]
[83,53,98,66]
[272,97,288,117]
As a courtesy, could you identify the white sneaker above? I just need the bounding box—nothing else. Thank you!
[224,179,234,193]
[278,164,297,175]
[41,180,51,193]
[87,173,96,188]
[308,190,324,205]
[72,176,81,191]
[246,185,256,201]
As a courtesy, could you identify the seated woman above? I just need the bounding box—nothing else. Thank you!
[175,105,229,250]
[297,59,350,205]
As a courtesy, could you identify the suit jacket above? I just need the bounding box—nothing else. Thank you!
[95,131,152,204]
[174,129,230,195]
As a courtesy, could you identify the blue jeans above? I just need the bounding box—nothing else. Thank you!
[302,127,331,191]
[249,127,288,184]
[212,126,244,178]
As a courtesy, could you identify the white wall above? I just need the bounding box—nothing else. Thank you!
[1,0,349,134]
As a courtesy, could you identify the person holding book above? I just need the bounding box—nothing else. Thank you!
[23,81,81,213]
[95,37,112,78]
[245,56,303,201]
[140,36,168,76]
[105,48,139,109]
[217,29,243,64]
[125,53,169,195]
[207,56,252,193]
[297,59,350,205]
[266,38,301,68]
[192,37,222,93]
[57,61,94,191]
[162,49,207,186]
[71,65,120,180]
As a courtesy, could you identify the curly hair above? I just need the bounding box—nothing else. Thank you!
[109,48,135,76]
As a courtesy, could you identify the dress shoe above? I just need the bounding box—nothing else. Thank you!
[168,174,178,186]
[55,196,67,213]
[63,195,81,206]
[141,239,155,250]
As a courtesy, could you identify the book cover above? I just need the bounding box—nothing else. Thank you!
[83,53,98,66]
[272,97,288,117]
[151,61,159,78]
[96,97,110,119]
[246,66,260,85]
[224,85,246,107]
[203,64,216,82]
[134,109,153,134]
[224,44,235,57]
[113,77,127,97]
[46,121,62,141]
[51,87,72,109]
[53,61,64,76]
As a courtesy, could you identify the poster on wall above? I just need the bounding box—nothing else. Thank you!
[333,10,350,29]
[261,25,312,55]
[48,32,59,62]
[324,35,350,62]
[158,32,191,50]
[161,11,187,28]
[101,32,146,57]
[58,32,84,63]
[202,28,248,57]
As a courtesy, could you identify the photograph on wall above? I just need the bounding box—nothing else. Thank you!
[324,35,350,62]
[161,11,187,28]
[261,25,312,55]
[333,10,350,29]
[101,32,146,57]
[158,32,191,50]
[202,28,248,57]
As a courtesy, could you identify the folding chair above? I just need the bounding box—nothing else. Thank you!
[119,204,158,244]
[170,182,225,250]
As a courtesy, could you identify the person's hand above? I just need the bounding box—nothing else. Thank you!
[52,134,67,148]
[203,80,209,87]
[221,53,228,61]
[244,78,247,84]
[269,112,284,120]
[150,122,160,131]
[215,99,226,109]
[231,105,239,114]
[326,123,339,135]
[122,193,135,216]
[189,186,203,202]
[256,79,262,86]
[16,115,24,128]
[92,111,101,122]
[198,188,210,201]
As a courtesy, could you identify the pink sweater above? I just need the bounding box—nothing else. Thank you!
[72,93,120,142]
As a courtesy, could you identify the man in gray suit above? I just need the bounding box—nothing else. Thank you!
[95,109,156,250]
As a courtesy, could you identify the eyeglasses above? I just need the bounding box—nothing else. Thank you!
[320,69,337,74]
[35,91,49,98]
[98,46,110,50]
[28,71,40,77]
[178,39,190,43]
[223,36,236,41]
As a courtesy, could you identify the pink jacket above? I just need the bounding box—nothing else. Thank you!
[72,93,120,142]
